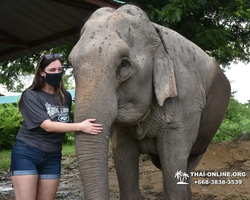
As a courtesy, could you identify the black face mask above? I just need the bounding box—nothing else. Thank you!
[44,72,63,87]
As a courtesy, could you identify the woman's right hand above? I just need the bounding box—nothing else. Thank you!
[78,119,103,134]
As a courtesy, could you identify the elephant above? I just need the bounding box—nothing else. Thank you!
[68,4,231,200]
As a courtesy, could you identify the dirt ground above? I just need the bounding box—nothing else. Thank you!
[1,139,250,200]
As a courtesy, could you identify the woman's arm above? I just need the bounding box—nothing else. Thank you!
[40,118,102,134]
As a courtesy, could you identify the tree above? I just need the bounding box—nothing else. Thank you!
[0,44,73,91]
[128,0,250,66]
[63,72,75,90]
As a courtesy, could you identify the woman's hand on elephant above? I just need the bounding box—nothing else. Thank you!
[79,119,103,134]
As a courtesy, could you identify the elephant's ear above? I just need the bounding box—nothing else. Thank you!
[152,22,177,106]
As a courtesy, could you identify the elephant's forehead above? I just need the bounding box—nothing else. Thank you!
[85,8,151,34]
[83,18,155,50]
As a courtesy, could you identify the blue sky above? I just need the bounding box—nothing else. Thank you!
[225,62,250,103]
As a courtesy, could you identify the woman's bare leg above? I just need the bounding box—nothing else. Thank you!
[12,175,38,200]
[37,179,60,200]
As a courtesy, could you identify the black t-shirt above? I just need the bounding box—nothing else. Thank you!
[16,89,72,153]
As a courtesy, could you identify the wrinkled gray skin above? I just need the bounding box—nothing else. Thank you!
[69,5,231,200]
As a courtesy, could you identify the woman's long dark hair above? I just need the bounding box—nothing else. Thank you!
[18,54,66,110]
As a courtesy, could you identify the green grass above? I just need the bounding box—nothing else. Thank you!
[224,193,237,200]
[0,150,11,172]
[62,144,76,157]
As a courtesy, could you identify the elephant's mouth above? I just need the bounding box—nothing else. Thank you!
[115,104,153,126]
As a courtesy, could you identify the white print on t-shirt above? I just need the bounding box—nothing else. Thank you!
[45,102,69,122]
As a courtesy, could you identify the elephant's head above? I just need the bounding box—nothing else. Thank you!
[69,4,177,199]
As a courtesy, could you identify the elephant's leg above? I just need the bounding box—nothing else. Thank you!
[111,126,143,200]
[157,117,201,200]
[188,154,204,173]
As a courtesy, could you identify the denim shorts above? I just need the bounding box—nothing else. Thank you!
[10,139,62,179]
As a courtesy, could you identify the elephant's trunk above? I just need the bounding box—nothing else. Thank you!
[74,79,117,199]
[74,129,110,199]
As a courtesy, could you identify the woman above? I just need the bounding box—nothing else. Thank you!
[10,54,103,200]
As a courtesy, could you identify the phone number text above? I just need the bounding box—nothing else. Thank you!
[194,179,243,185]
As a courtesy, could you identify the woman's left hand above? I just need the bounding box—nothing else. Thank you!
[78,119,103,134]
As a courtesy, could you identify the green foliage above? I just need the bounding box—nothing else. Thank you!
[63,132,75,145]
[63,74,75,90]
[128,0,250,66]
[0,104,22,150]
[0,44,74,91]
[213,98,250,142]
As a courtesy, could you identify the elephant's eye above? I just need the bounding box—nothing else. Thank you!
[116,59,133,82]
[119,59,129,68]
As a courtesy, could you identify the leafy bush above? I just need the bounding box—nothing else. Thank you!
[213,98,250,142]
[0,103,22,150]
[63,131,75,145]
